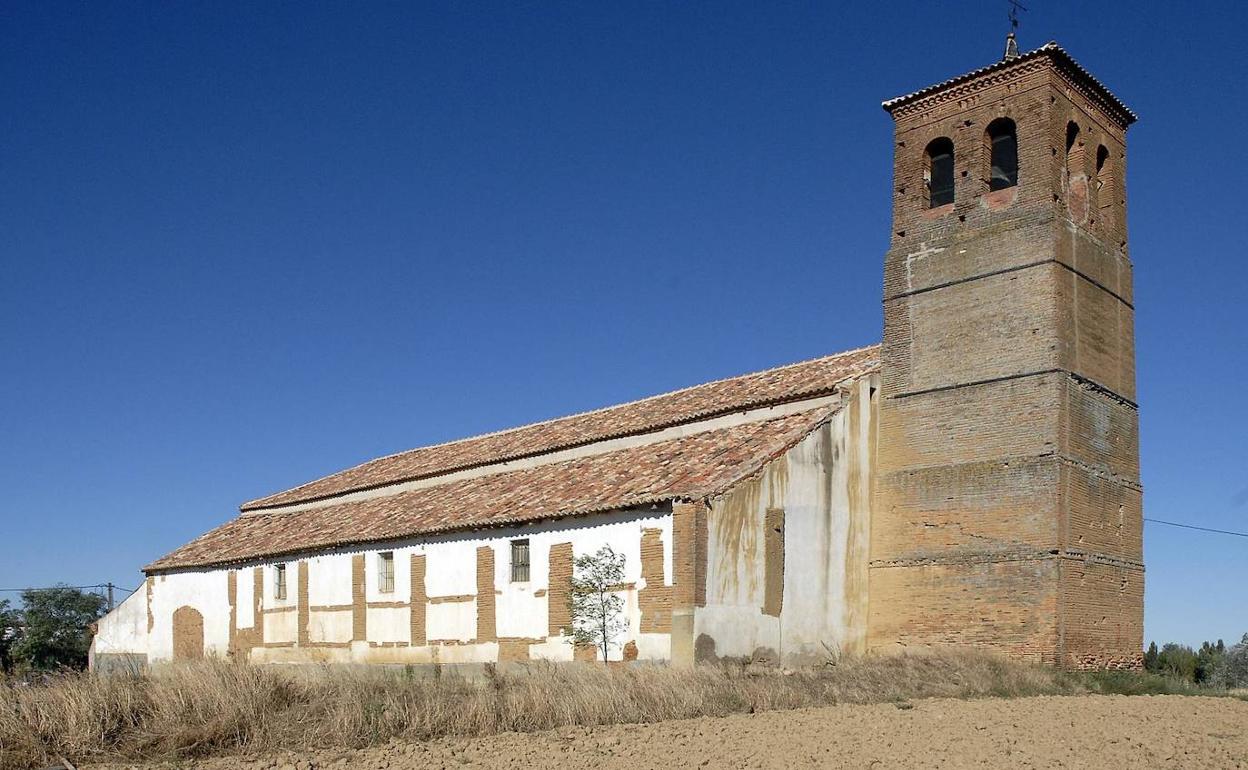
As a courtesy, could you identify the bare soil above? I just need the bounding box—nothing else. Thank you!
[89,694,1248,770]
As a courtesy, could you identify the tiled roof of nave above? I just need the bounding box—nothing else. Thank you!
[241,344,880,512]
[150,407,835,571]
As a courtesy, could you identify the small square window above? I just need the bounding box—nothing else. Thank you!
[274,563,287,600]
[378,551,395,594]
[510,539,530,583]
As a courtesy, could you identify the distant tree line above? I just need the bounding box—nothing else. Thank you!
[0,586,106,673]
[1144,635,1248,688]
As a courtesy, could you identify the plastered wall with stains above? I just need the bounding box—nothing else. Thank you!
[695,376,876,666]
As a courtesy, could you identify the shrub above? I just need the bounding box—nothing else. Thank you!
[1212,634,1248,689]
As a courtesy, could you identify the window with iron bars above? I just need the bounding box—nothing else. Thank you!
[378,551,395,594]
[274,563,287,601]
[510,539,530,583]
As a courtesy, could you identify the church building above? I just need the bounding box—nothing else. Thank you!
[92,38,1144,671]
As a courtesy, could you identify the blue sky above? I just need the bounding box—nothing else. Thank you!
[1,2,1244,648]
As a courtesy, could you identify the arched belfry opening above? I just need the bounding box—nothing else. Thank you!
[924,137,955,208]
[986,118,1018,191]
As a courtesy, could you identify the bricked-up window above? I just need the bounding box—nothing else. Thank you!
[1066,121,1084,174]
[924,137,955,208]
[986,118,1018,191]
[377,551,395,593]
[510,539,530,582]
[274,563,287,600]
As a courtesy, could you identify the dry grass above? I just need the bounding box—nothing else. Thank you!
[0,652,1173,769]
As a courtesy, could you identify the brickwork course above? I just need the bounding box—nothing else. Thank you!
[135,40,1142,671]
[547,542,573,637]
[638,528,672,633]
[475,546,497,643]
[409,554,427,646]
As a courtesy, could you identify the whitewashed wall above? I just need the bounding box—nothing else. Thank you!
[305,553,352,643]
[148,570,232,660]
[93,378,877,669]
[106,507,674,665]
[91,587,148,656]
[696,377,875,665]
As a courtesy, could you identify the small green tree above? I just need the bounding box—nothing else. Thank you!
[1155,642,1198,681]
[568,545,627,663]
[0,599,21,673]
[1196,640,1225,684]
[1143,641,1159,672]
[12,586,106,671]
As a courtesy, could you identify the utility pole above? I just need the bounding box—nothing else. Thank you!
[106,582,114,612]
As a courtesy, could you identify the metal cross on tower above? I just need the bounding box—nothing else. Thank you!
[1008,0,1027,31]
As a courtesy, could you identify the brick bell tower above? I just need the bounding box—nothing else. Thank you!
[869,38,1143,668]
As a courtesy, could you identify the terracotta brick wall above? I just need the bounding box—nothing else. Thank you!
[672,500,708,666]
[638,528,672,632]
[476,546,496,642]
[673,501,707,611]
[351,554,366,642]
[410,554,427,646]
[297,562,310,646]
[870,558,1061,663]
[227,569,264,657]
[171,605,204,661]
[872,52,1143,668]
[547,542,573,636]
[498,638,535,662]
[1059,556,1144,669]
[145,577,154,634]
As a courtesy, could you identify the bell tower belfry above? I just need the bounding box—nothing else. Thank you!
[870,42,1143,668]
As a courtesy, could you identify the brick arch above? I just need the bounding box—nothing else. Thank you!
[171,605,204,661]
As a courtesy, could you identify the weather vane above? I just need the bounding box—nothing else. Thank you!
[1003,0,1026,59]
[1008,0,1027,33]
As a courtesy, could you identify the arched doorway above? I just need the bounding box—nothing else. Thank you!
[171,606,204,661]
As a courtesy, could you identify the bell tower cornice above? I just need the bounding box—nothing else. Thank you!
[882,43,1137,131]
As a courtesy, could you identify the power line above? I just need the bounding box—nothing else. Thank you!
[0,583,138,594]
[1144,517,1248,539]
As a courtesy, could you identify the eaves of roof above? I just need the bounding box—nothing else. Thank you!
[146,406,838,572]
[882,42,1137,127]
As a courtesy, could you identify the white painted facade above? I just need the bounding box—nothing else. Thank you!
[95,508,675,667]
[92,371,879,670]
[697,375,875,664]
[89,586,147,657]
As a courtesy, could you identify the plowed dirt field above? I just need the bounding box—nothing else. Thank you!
[90,694,1248,769]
